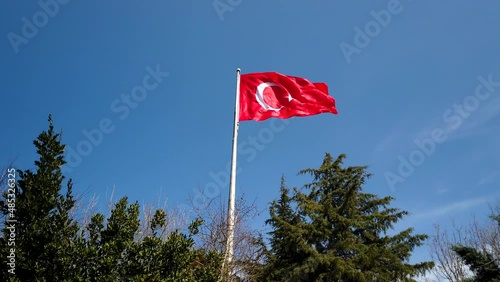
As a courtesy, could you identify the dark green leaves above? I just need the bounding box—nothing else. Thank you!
[262,153,434,281]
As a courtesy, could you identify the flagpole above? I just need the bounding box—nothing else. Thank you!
[223,68,241,279]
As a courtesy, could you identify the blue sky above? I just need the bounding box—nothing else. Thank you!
[1,0,499,269]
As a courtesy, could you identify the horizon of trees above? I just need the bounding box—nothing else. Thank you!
[0,116,497,281]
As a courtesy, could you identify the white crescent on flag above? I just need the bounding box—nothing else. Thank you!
[255,82,283,112]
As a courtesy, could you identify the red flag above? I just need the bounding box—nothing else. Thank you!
[239,72,338,121]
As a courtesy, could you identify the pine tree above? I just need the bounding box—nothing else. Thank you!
[261,153,434,281]
[452,214,500,282]
[0,116,223,281]
[263,176,310,281]
[0,115,79,281]
[76,197,223,281]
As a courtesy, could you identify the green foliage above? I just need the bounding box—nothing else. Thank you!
[75,199,223,281]
[0,115,79,281]
[0,116,222,281]
[261,153,434,282]
[452,214,500,282]
[1,117,441,281]
[452,245,500,282]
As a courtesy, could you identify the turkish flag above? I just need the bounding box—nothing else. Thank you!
[239,72,338,121]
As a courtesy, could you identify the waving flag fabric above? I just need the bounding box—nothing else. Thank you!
[239,72,338,121]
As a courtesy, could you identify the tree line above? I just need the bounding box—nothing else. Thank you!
[1,116,498,281]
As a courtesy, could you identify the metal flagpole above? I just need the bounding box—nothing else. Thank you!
[223,68,241,279]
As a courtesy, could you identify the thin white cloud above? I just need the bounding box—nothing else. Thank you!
[473,96,500,125]
[435,186,449,195]
[391,94,500,155]
[414,197,490,219]
[374,131,399,152]
[430,179,451,195]
[447,124,500,142]
[477,172,498,186]
[445,96,500,141]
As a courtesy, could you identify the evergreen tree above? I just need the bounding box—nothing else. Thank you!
[75,197,223,281]
[0,115,79,281]
[263,176,309,281]
[0,116,223,281]
[261,153,434,281]
[452,214,500,282]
